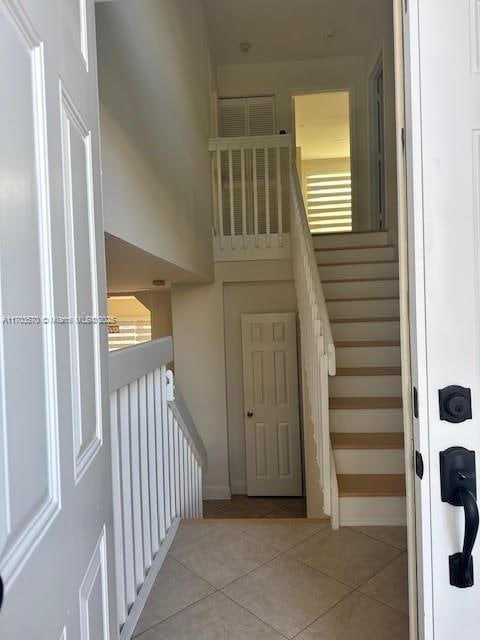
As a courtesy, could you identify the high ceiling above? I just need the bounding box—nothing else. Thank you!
[294,92,350,160]
[203,0,389,66]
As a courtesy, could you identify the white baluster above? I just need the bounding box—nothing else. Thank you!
[228,147,235,247]
[276,145,283,246]
[160,368,172,531]
[129,380,145,588]
[110,392,127,625]
[240,146,247,248]
[153,368,166,541]
[119,385,135,607]
[253,146,259,247]
[146,371,159,553]
[216,147,224,249]
[265,147,270,247]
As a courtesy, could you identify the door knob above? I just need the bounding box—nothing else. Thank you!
[247,410,254,418]
[440,446,479,588]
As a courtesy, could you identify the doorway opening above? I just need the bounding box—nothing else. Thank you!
[294,91,352,235]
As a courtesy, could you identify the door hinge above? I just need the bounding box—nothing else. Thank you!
[413,386,419,418]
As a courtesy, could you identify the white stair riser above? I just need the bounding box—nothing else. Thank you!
[330,408,404,432]
[327,298,399,319]
[336,346,401,367]
[330,375,402,397]
[313,231,389,249]
[332,320,400,341]
[323,279,399,299]
[317,246,396,264]
[319,262,399,280]
[339,496,407,526]
[334,449,405,475]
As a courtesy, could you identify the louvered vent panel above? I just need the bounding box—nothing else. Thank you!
[246,97,276,136]
[305,172,352,234]
[218,96,278,237]
[219,98,248,137]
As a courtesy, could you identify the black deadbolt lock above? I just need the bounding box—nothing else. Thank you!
[439,386,472,423]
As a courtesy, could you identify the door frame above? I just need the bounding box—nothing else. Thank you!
[290,86,357,231]
[368,50,387,232]
[241,312,303,497]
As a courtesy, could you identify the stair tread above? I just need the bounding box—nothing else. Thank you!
[336,340,401,348]
[319,260,398,267]
[322,277,399,283]
[330,397,403,409]
[338,474,406,497]
[332,432,404,449]
[326,296,399,302]
[331,316,400,324]
[316,244,395,252]
[336,367,401,376]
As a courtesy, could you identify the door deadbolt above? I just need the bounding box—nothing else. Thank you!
[439,386,472,423]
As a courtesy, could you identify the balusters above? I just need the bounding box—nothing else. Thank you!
[240,146,247,248]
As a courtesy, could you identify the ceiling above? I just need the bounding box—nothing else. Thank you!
[203,0,389,65]
[294,92,350,160]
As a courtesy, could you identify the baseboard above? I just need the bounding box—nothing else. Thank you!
[341,516,407,526]
[230,481,247,495]
[120,517,180,640]
[203,485,231,500]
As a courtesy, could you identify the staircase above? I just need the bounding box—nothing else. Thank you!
[315,231,406,526]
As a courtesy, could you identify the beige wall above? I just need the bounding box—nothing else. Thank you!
[171,281,230,499]
[96,0,216,282]
[223,281,298,494]
[136,290,173,340]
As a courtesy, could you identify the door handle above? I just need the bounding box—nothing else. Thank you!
[247,410,254,418]
[440,447,479,588]
[0,574,3,611]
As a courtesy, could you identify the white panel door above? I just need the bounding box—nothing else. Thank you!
[404,0,480,638]
[0,1,114,638]
[242,313,302,496]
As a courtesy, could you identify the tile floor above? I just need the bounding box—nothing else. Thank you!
[133,520,409,639]
[203,495,307,519]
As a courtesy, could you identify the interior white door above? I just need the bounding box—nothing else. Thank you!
[242,313,302,496]
[404,1,480,638]
[0,1,115,638]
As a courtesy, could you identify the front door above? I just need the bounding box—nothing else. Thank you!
[404,0,480,637]
[0,1,114,637]
[241,313,302,496]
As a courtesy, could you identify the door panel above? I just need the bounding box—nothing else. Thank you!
[0,1,114,637]
[404,1,480,637]
[242,313,302,496]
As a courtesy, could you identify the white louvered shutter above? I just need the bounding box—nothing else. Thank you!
[218,97,278,237]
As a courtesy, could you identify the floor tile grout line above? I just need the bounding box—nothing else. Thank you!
[234,522,329,553]
[346,525,408,551]
[220,586,291,640]
[131,589,218,640]
[290,551,409,638]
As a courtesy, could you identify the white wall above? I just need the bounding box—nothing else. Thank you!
[223,281,298,494]
[95,0,215,282]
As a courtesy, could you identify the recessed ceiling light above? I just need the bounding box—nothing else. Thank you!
[239,42,251,53]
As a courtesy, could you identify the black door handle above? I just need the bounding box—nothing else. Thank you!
[440,447,479,588]
[0,574,3,611]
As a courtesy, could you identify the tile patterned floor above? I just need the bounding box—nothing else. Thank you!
[133,521,409,639]
[203,495,308,519]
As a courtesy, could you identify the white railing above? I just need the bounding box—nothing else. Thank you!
[290,167,339,528]
[209,134,292,260]
[109,337,207,639]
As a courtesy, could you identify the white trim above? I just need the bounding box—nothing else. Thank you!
[108,337,173,393]
[230,481,247,495]
[214,233,291,262]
